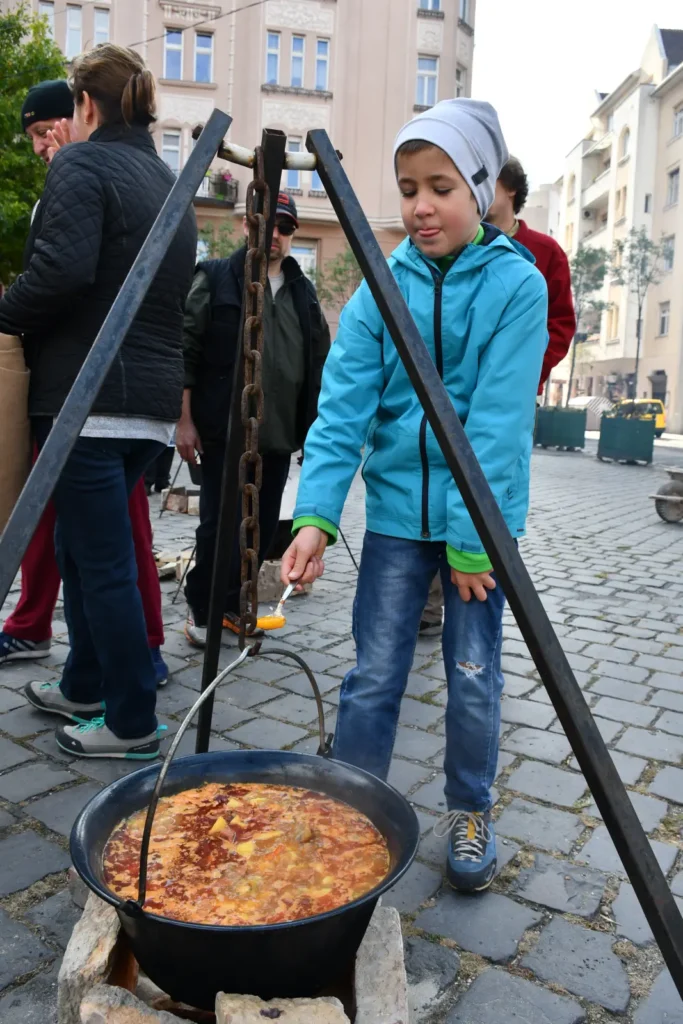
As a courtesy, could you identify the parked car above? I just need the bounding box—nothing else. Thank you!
[612,399,666,438]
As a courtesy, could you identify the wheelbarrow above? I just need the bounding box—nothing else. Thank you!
[651,467,683,523]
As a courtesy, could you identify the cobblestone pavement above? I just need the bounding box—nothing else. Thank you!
[1,444,683,1022]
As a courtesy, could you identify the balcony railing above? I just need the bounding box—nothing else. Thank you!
[195,174,239,205]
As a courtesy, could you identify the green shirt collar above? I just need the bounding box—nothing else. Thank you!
[434,224,485,274]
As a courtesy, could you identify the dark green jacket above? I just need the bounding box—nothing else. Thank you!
[182,246,330,451]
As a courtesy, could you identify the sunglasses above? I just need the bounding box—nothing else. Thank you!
[275,219,296,236]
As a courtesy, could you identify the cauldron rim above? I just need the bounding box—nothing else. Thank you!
[70,749,420,934]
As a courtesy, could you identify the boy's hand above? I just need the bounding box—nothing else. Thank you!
[281,527,328,589]
[451,569,496,603]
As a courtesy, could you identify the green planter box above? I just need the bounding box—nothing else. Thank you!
[534,407,587,449]
[597,416,655,465]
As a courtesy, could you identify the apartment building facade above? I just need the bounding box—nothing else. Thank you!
[554,26,683,424]
[17,0,476,324]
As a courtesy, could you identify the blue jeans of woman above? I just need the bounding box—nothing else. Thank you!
[33,420,164,739]
[333,531,506,812]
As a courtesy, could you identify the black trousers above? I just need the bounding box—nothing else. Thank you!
[144,445,175,492]
[185,443,291,624]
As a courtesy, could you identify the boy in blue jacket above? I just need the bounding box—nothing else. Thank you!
[281,99,548,892]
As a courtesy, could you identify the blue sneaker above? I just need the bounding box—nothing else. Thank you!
[151,647,169,688]
[0,632,50,663]
[437,810,497,893]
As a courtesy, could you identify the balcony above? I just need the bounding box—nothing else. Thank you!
[582,168,610,210]
[194,174,239,207]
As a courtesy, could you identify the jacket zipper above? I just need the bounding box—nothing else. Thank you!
[419,272,444,538]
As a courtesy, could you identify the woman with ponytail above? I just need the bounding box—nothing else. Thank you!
[0,44,197,759]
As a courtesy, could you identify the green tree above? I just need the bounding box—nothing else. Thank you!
[565,244,610,406]
[315,244,363,310]
[610,227,673,398]
[197,219,241,260]
[0,5,66,283]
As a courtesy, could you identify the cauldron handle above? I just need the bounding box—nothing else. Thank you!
[265,648,333,759]
[130,646,251,910]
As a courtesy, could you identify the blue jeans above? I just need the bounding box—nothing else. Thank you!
[33,422,164,739]
[334,531,506,812]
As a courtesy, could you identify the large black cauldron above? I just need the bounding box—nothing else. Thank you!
[71,750,419,1010]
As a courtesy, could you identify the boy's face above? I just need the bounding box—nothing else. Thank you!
[396,145,480,259]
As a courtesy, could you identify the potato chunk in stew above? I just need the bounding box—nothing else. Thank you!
[103,783,390,926]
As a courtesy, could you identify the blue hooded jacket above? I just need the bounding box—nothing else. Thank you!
[293,230,549,568]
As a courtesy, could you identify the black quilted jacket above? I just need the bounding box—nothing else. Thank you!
[0,122,197,420]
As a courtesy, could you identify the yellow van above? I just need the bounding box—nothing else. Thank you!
[614,399,667,438]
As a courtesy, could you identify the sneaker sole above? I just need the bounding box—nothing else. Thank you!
[418,625,442,638]
[446,862,496,894]
[184,625,206,649]
[24,690,102,723]
[55,736,160,760]
[0,649,51,663]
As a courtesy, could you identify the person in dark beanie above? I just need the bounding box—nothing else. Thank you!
[178,192,330,647]
[21,79,74,164]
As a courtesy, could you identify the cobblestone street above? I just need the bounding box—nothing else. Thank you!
[1,442,683,1022]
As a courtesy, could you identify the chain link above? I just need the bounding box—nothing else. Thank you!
[238,147,270,645]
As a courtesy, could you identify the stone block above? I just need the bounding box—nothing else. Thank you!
[447,968,586,1024]
[186,495,200,516]
[657,710,683,735]
[386,758,430,796]
[672,872,683,898]
[0,907,53,992]
[405,937,459,1020]
[613,882,683,946]
[411,774,447,813]
[58,893,120,1024]
[589,677,651,703]
[591,696,658,727]
[228,716,308,749]
[522,917,630,1013]
[585,790,668,833]
[68,867,90,910]
[649,689,683,712]
[513,852,607,917]
[616,727,683,763]
[81,985,181,1023]
[392,726,444,763]
[355,906,408,1024]
[382,861,441,914]
[398,699,442,730]
[577,826,678,876]
[0,961,59,1024]
[0,735,35,770]
[499,697,556,729]
[495,798,582,853]
[595,661,650,684]
[568,749,646,785]
[505,760,586,807]
[0,831,70,896]
[649,765,683,804]
[0,687,28,713]
[0,762,77,803]
[634,970,683,1024]
[28,783,102,838]
[414,889,541,962]
[26,890,81,949]
[164,490,188,513]
[647,671,683,693]
[501,726,571,764]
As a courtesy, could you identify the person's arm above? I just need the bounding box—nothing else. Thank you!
[282,281,384,583]
[539,245,576,391]
[446,267,549,570]
[0,147,104,336]
[177,269,211,464]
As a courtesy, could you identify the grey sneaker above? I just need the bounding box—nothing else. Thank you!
[184,613,206,648]
[55,717,160,759]
[24,680,103,723]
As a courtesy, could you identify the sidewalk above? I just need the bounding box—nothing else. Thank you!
[0,449,682,1021]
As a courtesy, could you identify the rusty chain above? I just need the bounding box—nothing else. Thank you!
[237,146,270,647]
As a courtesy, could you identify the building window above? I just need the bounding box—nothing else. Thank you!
[291,35,305,88]
[291,242,317,281]
[419,0,441,9]
[164,29,183,80]
[315,39,329,91]
[65,5,82,59]
[162,131,181,174]
[667,167,680,206]
[662,236,675,272]
[311,168,324,192]
[266,32,280,85]
[644,193,652,213]
[619,127,630,159]
[287,136,302,190]
[195,32,213,83]
[94,8,109,45]
[659,301,670,336]
[38,1,54,37]
[416,56,438,107]
[674,105,683,139]
[459,0,470,21]
[455,65,466,98]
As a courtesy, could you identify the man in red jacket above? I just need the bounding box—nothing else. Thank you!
[420,156,576,637]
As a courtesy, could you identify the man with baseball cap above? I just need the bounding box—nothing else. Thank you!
[178,192,330,646]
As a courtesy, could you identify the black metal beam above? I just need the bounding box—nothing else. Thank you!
[306,127,683,995]
[0,109,233,608]
[195,128,286,754]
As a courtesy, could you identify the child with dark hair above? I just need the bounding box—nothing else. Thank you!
[281,99,548,893]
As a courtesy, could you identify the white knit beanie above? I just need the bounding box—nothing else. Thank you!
[393,98,509,216]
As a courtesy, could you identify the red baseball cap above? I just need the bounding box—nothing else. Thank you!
[276,191,299,228]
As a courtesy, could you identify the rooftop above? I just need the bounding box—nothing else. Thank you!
[660,28,683,70]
